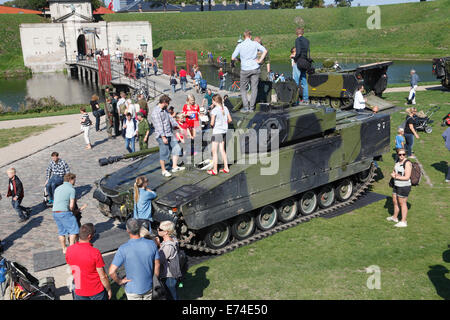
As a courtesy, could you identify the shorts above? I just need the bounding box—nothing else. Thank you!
[53,211,80,236]
[211,133,225,143]
[157,136,182,161]
[392,185,411,198]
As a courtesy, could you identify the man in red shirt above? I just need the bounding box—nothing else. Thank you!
[179,67,187,92]
[66,223,112,300]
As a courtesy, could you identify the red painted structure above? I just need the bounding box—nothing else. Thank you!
[162,50,176,76]
[123,52,136,79]
[97,55,112,85]
[186,50,198,78]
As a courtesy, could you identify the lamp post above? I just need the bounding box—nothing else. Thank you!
[140,37,148,53]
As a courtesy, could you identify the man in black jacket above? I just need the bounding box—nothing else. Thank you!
[294,27,310,103]
[6,168,30,223]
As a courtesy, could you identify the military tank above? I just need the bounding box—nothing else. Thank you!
[93,82,391,254]
[432,56,450,89]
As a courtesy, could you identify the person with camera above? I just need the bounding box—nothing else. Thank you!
[293,27,310,103]
[156,221,182,300]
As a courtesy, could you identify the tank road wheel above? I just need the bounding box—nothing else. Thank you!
[204,222,231,250]
[255,205,278,231]
[277,198,298,223]
[358,167,372,183]
[335,179,353,202]
[318,185,335,209]
[231,214,256,240]
[329,98,342,110]
[298,191,318,216]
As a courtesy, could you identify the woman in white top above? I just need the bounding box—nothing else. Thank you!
[353,84,367,112]
[208,94,232,175]
[387,148,412,228]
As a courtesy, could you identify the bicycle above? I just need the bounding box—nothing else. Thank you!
[228,80,250,93]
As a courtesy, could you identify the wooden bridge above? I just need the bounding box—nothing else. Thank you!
[66,58,164,99]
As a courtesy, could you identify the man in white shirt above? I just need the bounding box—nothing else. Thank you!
[353,84,367,112]
[231,30,267,113]
[123,112,138,153]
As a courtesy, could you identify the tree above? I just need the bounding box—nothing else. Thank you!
[3,0,47,10]
[91,0,104,10]
[270,0,300,9]
[335,0,353,7]
[299,0,324,8]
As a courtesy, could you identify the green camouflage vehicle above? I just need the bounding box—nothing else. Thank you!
[93,82,391,254]
[432,57,450,89]
[306,60,394,110]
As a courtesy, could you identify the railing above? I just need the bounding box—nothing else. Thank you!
[67,58,164,100]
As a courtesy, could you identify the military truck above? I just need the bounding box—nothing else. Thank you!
[306,60,393,109]
[432,57,450,89]
[93,81,391,254]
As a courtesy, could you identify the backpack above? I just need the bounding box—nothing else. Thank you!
[405,160,421,186]
[170,77,178,85]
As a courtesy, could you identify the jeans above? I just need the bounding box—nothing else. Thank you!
[240,68,261,109]
[12,198,27,220]
[180,77,187,91]
[404,133,415,157]
[162,277,178,300]
[73,289,108,300]
[171,84,176,94]
[154,67,158,75]
[46,175,64,201]
[219,79,225,90]
[299,69,308,101]
[125,137,135,153]
[292,64,300,86]
[93,110,101,131]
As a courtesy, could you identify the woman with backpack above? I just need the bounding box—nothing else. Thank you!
[387,148,412,228]
[157,221,182,300]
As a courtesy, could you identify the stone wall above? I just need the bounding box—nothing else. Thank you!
[20,21,153,73]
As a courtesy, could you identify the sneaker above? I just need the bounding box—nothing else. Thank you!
[162,170,172,177]
[171,166,185,173]
[386,216,399,223]
[48,199,53,205]
[394,221,407,228]
[240,107,251,113]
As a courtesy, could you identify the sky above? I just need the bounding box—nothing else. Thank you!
[0,0,429,8]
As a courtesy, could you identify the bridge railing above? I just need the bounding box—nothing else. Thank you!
[68,58,164,100]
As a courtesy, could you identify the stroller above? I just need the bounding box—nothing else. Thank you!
[414,105,440,133]
[199,79,207,93]
[0,256,57,300]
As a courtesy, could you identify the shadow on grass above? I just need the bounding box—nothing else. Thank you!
[178,266,210,300]
[431,161,448,176]
[428,249,450,300]
[383,196,411,216]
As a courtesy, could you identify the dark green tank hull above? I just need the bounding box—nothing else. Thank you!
[94,97,390,253]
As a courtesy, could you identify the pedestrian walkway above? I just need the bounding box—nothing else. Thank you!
[384,84,444,93]
[0,113,105,168]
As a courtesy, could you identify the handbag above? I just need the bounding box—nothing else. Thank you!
[296,47,314,72]
[388,177,394,188]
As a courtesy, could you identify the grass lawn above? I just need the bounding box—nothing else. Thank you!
[0,103,102,121]
[0,124,58,148]
[168,89,449,300]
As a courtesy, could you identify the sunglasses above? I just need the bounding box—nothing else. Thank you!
[157,228,164,232]
[398,153,406,156]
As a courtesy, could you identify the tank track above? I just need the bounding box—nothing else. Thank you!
[179,165,377,255]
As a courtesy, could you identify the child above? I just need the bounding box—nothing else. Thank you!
[6,168,30,222]
[395,127,406,161]
[182,94,200,139]
[80,107,92,149]
[174,113,190,144]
